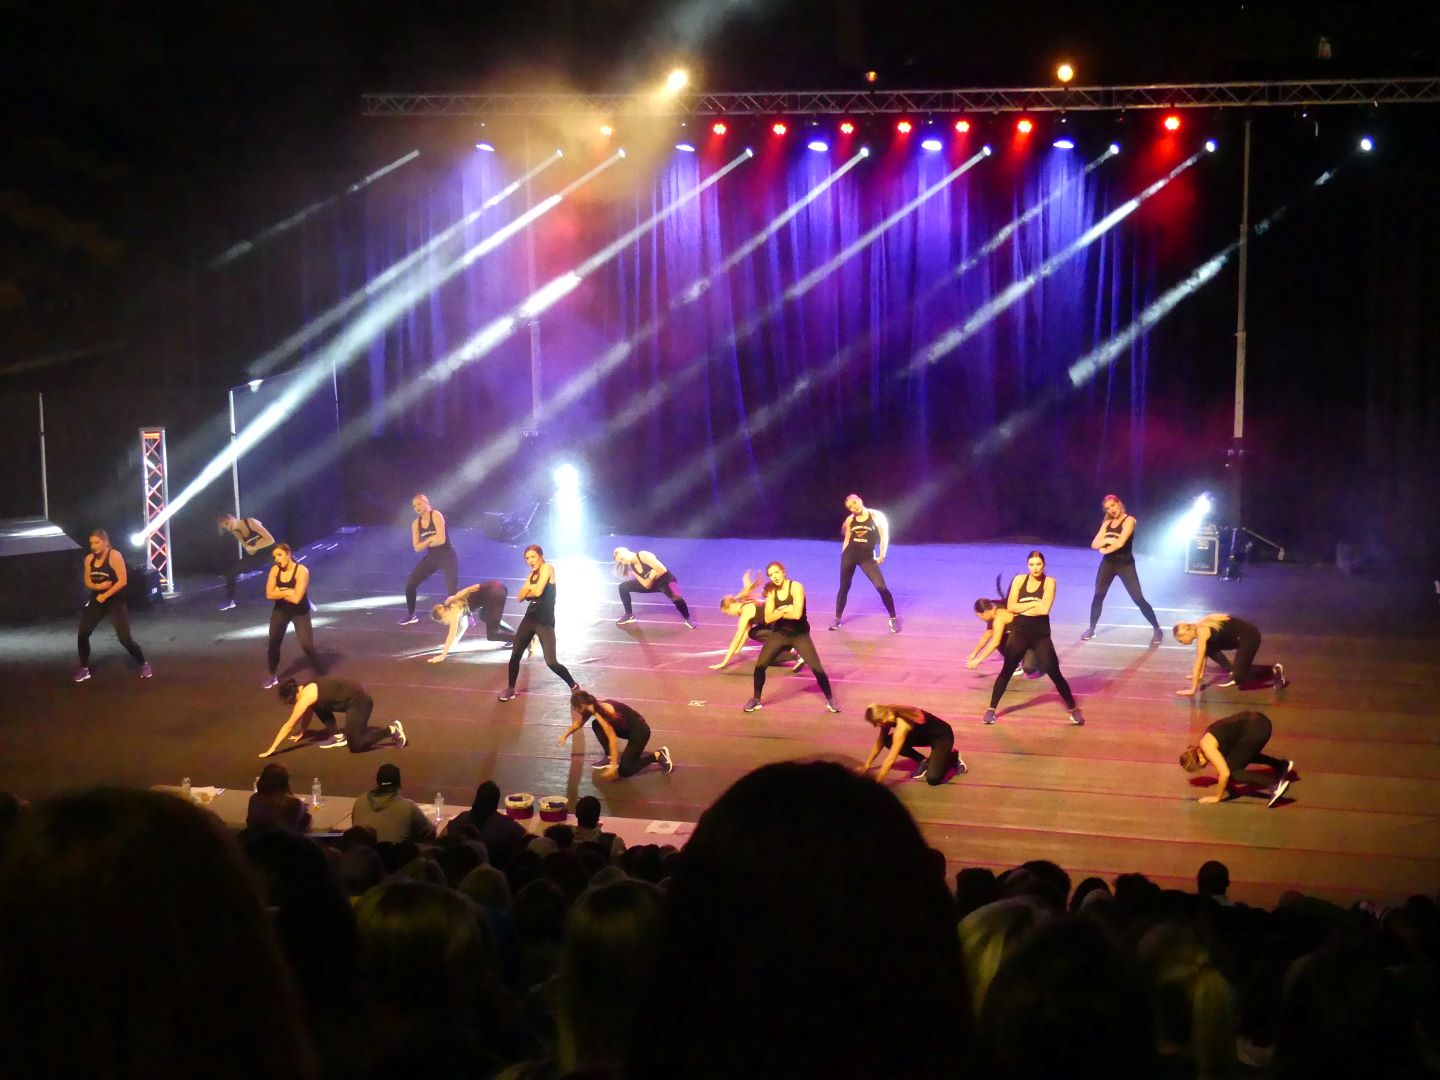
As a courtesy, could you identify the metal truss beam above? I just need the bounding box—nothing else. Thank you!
[364,77,1440,118]
[140,427,177,596]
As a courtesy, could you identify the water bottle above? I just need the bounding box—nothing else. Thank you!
[181,776,191,802]
[435,790,445,826]
[252,775,259,793]
[311,777,323,808]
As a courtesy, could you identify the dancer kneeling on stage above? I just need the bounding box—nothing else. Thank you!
[75,529,150,682]
[429,580,515,663]
[559,689,673,781]
[399,493,458,626]
[744,562,840,714]
[499,545,578,701]
[1180,711,1294,807]
[613,547,696,628]
[259,677,406,757]
[1173,614,1287,696]
[263,544,324,689]
[712,570,802,671]
[857,705,966,785]
[216,512,275,611]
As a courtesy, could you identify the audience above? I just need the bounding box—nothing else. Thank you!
[246,762,311,833]
[352,763,436,844]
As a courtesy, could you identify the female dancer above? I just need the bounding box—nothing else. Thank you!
[613,547,695,628]
[744,562,840,714]
[258,677,405,757]
[428,580,515,663]
[965,576,1040,678]
[216,512,275,611]
[262,544,324,690]
[74,529,150,681]
[1172,615,1287,696]
[711,571,803,671]
[856,705,966,785]
[966,551,1084,726]
[830,493,899,632]
[498,545,578,701]
[1082,494,1162,643]
[558,689,673,780]
[398,494,459,626]
[1179,711,1294,807]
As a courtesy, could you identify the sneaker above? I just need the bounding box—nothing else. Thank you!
[1151,627,1165,645]
[391,719,407,749]
[743,696,762,713]
[684,619,697,629]
[888,616,900,633]
[616,615,637,627]
[982,708,997,725]
[1280,758,1295,781]
[791,656,808,673]
[1069,707,1086,727]
[657,745,675,774]
[72,666,92,683]
[218,600,237,612]
[261,675,280,690]
[498,687,517,702]
[825,698,842,714]
[1272,663,1288,688]
[951,751,968,777]
[139,663,153,679]
[590,757,612,769]
[1080,627,1095,641]
[828,619,842,631]
[1267,777,1292,808]
[318,733,348,750]
[1216,674,1238,688]
[909,758,930,780]
[397,614,420,626]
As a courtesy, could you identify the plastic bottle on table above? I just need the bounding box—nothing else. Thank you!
[312,777,323,808]
[181,776,191,802]
[435,791,445,826]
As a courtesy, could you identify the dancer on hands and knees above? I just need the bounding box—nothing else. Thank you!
[258,677,405,757]
[216,512,275,611]
[966,551,1083,726]
[74,529,150,682]
[1180,711,1294,807]
[498,544,579,702]
[262,544,324,690]
[744,562,840,714]
[965,575,1041,679]
[857,705,966,785]
[399,494,458,626]
[831,493,899,632]
[613,546,695,628]
[1082,494,1163,643]
[428,580,515,663]
[558,689,673,780]
[1173,614,1287,696]
[713,570,803,671]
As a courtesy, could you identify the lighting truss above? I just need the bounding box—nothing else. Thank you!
[140,427,177,595]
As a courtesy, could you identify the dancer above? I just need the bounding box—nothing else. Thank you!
[965,575,1040,678]
[1173,615,1287,696]
[216,512,275,611]
[857,705,966,785]
[428,580,515,663]
[399,494,458,626]
[1082,494,1163,643]
[744,562,840,714]
[613,546,695,628]
[498,545,578,701]
[1179,711,1294,807]
[558,689,673,780]
[712,570,803,671]
[966,551,1084,726]
[74,529,150,682]
[830,493,899,632]
[258,677,406,757]
[262,544,323,690]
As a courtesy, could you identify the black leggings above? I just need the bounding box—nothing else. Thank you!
[470,588,515,641]
[591,717,662,778]
[1225,714,1289,787]
[224,547,275,600]
[77,599,145,666]
[315,695,392,754]
[507,614,575,689]
[618,574,691,620]
[1088,558,1159,630]
[1206,624,1270,687]
[990,629,1075,709]
[884,724,956,785]
[268,608,324,676]
[406,547,460,616]
[753,631,833,699]
[836,548,896,619]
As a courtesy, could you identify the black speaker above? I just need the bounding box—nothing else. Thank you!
[125,566,164,609]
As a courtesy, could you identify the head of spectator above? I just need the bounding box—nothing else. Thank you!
[955,866,1000,920]
[459,864,512,914]
[1070,876,1112,912]
[959,896,1053,1019]
[1196,860,1230,899]
[1138,923,1238,1079]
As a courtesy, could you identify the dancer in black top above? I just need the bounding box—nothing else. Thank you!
[258,677,407,757]
[613,547,696,628]
[1173,615,1287,696]
[857,705,966,785]
[830,493,899,632]
[498,545,578,701]
[967,551,1083,726]
[1082,494,1163,643]
[399,494,459,625]
[743,562,840,714]
[966,576,1040,678]
[428,581,515,662]
[1180,711,1294,807]
[558,689,674,780]
[262,544,324,689]
[216,512,275,611]
[712,570,802,671]
[74,529,150,682]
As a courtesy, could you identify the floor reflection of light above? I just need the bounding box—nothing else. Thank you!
[312,594,408,613]
[216,616,336,641]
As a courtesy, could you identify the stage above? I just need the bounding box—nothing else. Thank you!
[3,528,1437,908]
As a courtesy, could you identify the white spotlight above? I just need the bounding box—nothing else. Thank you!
[807,140,829,152]
[1359,136,1374,152]
[665,69,689,94]
[676,142,697,153]
[859,146,871,157]
[1165,492,1215,549]
[553,463,581,492]
[920,138,943,152]
[248,379,263,392]
[1109,142,1121,155]
[1204,139,1217,153]
[982,145,993,156]
[475,142,496,153]
[129,532,145,548]
[1052,138,1075,150]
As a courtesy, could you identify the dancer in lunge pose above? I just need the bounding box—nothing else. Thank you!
[263,544,324,689]
[965,576,1040,678]
[428,580,515,663]
[1172,615,1287,696]
[74,529,150,682]
[1179,711,1294,807]
[399,494,458,625]
[857,705,966,785]
[712,570,802,671]
[498,545,578,701]
[259,677,406,757]
[217,512,275,611]
[744,562,840,714]
[559,689,674,781]
[966,551,1084,726]
[830,493,899,632]
[613,546,695,628]
[1082,494,1163,643]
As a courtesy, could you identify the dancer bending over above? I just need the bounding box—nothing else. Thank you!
[613,546,695,628]
[1180,711,1294,807]
[74,529,150,681]
[830,493,899,632]
[559,689,673,781]
[429,580,515,663]
[399,494,459,625]
[259,677,406,757]
[1082,494,1163,643]
[499,545,578,701]
[263,544,324,689]
[712,570,802,671]
[744,562,839,714]
[966,576,1040,678]
[217,512,275,611]
[857,705,966,785]
[1173,614,1287,696]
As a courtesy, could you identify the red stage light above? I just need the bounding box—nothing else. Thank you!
[839,120,855,135]
[896,120,913,134]
[711,121,727,135]
[954,119,971,134]
[772,121,788,136]
[1017,118,1034,134]
[1163,114,1181,132]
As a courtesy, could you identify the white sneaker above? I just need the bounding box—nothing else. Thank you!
[72,666,92,683]
[390,719,407,749]
[261,675,280,690]
[657,746,674,774]
[397,614,420,626]
[218,600,237,612]
[318,733,348,750]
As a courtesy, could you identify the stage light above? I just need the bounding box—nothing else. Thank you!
[248,379,263,392]
[896,120,913,134]
[839,120,855,135]
[1163,114,1181,132]
[1053,138,1075,150]
[549,463,586,555]
[1166,492,1215,549]
[859,146,871,157]
[921,138,942,152]
[599,124,613,137]
[1056,62,1075,83]
[676,142,697,152]
[954,119,971,134]
[711,121,727,135]
[772,121,788,136]
[665,69,689,94]
[1359,135,1374,152]
[982,145,993,156]
[475,142,496,152]
[864,70,878,83]
[807,140,829,152]
[1109,142,1121,154]
[1205,139,1217,153]
[1016,118,1034,134]
[553,463,581,491]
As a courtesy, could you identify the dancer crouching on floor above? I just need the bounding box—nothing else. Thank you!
[558,689,673,780]
[744,562,839,714]
[1173,614,1287,696]
[428,581,515,663]
[74,529,150,682]
[1180,711,1294,807]
[258,677,406,757]
[712,570,802,671]
[613,546,696,628]
[263,544,324,689]
[856,705,966,785]
[499,545,578,701]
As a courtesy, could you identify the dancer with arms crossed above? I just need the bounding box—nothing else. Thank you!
[498,545,578,701]
[399,494,458,626]
[74,529,150,681]
[744,562,840,714]
[711,570,803,671]
[262,544,324,689]
[1082,494,1163,643]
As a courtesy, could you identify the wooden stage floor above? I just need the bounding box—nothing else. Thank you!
[3,529,1437,908]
